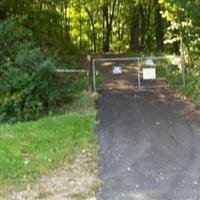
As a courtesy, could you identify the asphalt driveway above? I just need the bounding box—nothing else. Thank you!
[96,68,200,200]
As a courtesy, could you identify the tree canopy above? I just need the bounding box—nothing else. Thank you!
[0,0,199,54]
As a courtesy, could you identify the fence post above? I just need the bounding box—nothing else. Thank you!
[180,38,186,87]
[137,58,141,88]
[87,54,93,92]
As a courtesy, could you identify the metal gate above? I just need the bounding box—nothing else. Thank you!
[92,56,181,91]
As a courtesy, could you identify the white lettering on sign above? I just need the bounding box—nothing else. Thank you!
[112,66,122,74]
[145,59,154,66]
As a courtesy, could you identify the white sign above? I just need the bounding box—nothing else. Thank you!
[145,59,154,66]
[143,68,156,80]
[112,66,122,74]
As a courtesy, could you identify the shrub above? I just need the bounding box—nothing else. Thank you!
[0,46,56,122]
[163,61,200,107]
[0,17,74,122]
[156,65,167,78]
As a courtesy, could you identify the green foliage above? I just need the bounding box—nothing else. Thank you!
[192,90,200,107]
[159,62,200,107]
[0,18,87,123]
[1,0,200,109]
[156,63,182,85]
[1,0,200,54]
[177,75,200,106]
[156,65,167,78]
[66,75,88,97]
[0,18,53,122]
[0,0,200,54]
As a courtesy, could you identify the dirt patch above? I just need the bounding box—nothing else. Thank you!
[4,145,100,200]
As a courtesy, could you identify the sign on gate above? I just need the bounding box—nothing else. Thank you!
[112,65,122,74]
[143,59,156,80]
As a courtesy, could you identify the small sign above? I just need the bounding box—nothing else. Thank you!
[145,59,154,66]
[112,66,122,74]
[143,68,156,80]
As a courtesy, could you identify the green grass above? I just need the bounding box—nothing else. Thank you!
[0,92,97,194]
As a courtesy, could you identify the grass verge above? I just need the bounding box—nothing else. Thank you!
[0,91,98,197]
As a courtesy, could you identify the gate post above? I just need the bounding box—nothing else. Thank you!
[87,54,93,92]
[180,38,186,87]
[137,58,141,88]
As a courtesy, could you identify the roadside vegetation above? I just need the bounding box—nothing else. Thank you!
[171,76,200,107]
[0,13,99,199]
[157,62,200,107]
[0,17,88,123]
[0,92,99,198]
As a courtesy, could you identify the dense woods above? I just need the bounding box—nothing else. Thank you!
[1,0,200,122]
[1,0,199,53]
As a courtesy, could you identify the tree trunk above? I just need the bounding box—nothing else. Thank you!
[102,1,109,52]
[103,24,112,52]
[0,8,6,21]
[154,0,164,51]
[87,55,93,92]
[85,7,97,52]
[102,0,117,52]
[130,4,140,51]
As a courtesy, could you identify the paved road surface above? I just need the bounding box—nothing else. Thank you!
[96,65,200,200]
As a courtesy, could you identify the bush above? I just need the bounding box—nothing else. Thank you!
[157,64,182,86]
[0,44,55,122]
[156,65,167,78]
[162,62,200,107]
[0,17,84,123]
[192,90,200,106]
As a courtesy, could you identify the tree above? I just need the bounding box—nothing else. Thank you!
[102,0,117,52]
[129,1,141,51]
[154,0,164,50]
[1,0,200,54]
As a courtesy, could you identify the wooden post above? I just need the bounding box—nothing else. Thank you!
[137,58,141,88]
[87,54,93,92]
[180,37,186,87]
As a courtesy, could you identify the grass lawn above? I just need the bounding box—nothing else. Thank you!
[0,92,97,196]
